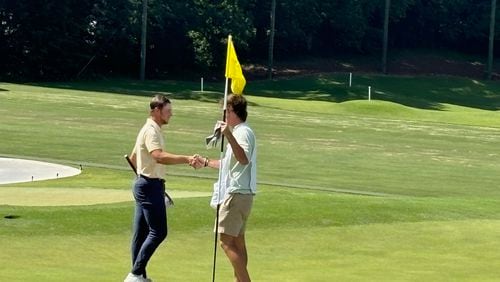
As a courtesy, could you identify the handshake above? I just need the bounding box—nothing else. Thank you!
[188,154,209,170]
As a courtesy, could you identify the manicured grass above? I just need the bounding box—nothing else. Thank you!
[0,74,499,281]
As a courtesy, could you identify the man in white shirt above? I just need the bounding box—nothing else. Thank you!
[202,94,257,282]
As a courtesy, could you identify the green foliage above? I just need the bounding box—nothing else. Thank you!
[186,0,254,69]
[1,0,499,79]
[394,0,492,51]
[188,30,214,67]
[0,0,96,79]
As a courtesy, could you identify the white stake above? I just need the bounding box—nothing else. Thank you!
[368,86,371,101]
[201,77,204,92]
[349,72,352,87]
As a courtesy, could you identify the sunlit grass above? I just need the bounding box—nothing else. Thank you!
[1,75,499,281]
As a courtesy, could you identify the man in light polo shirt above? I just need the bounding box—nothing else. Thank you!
[201,94,257,282]
[125,95,200,282]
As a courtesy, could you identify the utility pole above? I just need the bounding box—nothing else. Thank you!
[140,0,148,81]
[267,0,276,80]
[487,0,496,80]
[382,0,390,74]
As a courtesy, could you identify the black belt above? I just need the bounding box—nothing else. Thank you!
[140,174,164,182]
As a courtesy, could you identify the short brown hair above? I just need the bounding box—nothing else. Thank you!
[227,94,247,121]
[150,94,170,110]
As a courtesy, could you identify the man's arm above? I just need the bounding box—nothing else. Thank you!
[129,148,137,168]
[205,158,220,169]
[150,149,194,165]
[202,133,247,169]
[220,122,249,165]
[224,131,249,165]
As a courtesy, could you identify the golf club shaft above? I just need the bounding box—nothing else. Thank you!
[124,154,137,176]
[124,154,174,205]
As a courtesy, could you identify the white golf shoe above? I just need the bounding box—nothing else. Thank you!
[124,272,147,282]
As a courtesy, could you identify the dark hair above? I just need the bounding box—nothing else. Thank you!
[227,94,247,121]
[150,94,170,110]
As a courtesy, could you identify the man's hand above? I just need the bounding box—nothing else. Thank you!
[189,154,205,169]
[219,121,229,136]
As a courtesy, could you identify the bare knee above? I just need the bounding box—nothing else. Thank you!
[220,233,236,251]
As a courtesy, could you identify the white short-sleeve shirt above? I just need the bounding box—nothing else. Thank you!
[224,122,257,194]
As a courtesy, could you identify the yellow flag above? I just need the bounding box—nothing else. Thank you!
[225,36,246,95]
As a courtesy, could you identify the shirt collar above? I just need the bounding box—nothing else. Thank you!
[233,122,246,130]
[146,117,162,131]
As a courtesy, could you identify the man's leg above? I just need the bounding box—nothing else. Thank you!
[130,177,150,278]
[234,233,248,267]
[132,181,167,277]
[220,233,250,282]
[131,203,148,266]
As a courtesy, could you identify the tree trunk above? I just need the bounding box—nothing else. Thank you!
[140,0,148,81]
[268,0,276,80]
[487,0,496,80]
[382,0,390,74]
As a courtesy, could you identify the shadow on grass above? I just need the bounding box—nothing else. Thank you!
[29,79,226,103]
[247,74,500,111]
[27,74,500,111]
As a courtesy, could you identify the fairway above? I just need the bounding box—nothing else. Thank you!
[1,75,499,281]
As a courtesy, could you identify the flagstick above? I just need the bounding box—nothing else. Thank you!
[212,74,230,282]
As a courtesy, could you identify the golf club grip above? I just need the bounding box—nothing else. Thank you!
[124,154,137,176]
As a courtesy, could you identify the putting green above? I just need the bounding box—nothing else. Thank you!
[0,187,210,206]
[0,157,82,185]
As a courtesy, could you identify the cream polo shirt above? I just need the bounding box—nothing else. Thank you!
[133,118,165,179]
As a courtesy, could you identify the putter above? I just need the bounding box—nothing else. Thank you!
[124,154,174,206]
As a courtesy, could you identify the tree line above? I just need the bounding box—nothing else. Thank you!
[0,0,497,81]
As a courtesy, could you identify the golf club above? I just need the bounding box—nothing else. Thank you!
[124,154,174,206]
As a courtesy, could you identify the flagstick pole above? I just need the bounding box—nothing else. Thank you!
[212,43,230,281]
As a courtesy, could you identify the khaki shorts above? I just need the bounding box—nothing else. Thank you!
[217,193,254,237]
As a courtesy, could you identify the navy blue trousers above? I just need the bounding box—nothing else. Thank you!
[130,176,168,277]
